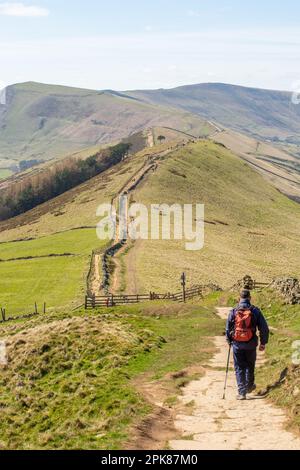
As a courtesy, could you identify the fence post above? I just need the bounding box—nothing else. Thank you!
[111,294,114,307]
[181,272,186,303]
[35,302,38,315]
[92,294,96,309]
[1,308,5,322]
[85,296,88,309]
[43,302,46,314]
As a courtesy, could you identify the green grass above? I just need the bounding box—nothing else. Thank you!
[0,228,100,259]
[249,290,300,432]
[0,169,13,179]
[0,301,223,450]
[0,229,105,316]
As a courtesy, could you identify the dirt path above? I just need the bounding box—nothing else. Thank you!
[109,161,157,293]
[89,139,192,295]
[90,253,101,295]
[147,129,155,148]
[169,307,300,450]
[109,144,184,294]
[124,239,142,294]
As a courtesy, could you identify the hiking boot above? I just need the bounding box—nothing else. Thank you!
[236,394,247,401]
[247,384,257,394]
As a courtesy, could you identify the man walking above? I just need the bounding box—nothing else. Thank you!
[226,289,269,400]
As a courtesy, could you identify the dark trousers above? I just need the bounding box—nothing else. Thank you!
[233,348,257,396]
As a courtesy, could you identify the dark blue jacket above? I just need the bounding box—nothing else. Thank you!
[226,299,269,350]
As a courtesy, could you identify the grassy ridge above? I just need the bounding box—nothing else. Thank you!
[0,81,210,163]
[129,82,300,143]
[0,302,223,449]
[124,140,300,291]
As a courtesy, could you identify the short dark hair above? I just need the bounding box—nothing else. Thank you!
[240,289,251,299]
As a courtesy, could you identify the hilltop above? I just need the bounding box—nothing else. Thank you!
[127,82,300,144]
[0,81,211,166]
[112,140,300,292]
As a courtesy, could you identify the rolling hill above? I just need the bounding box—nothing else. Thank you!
[112,140,300,292]
[0,82,212,167]
[127,82,300,144]
[1,137,299,316]
[2,80,300,206]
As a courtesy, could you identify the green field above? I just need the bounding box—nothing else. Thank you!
[0,229,105,316]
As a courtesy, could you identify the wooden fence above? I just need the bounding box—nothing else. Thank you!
[253,281,270,289]
[85,284,204,309]
[0,302,46,324]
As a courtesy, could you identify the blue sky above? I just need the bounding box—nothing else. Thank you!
[0,0,300,91]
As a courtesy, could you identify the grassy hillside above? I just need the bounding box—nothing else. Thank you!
[250,290,300,432]
[1,136,299,314]
[118,140,300,292]
[0,302,223,450]
[210,129,300,202]
[0,82,211,165]
[0,169,13,180]
[128,83,300,144]
[0,139,183,315]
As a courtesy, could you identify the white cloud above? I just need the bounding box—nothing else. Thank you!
[0,2,49,17]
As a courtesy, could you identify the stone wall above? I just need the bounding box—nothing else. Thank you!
[270,278,300,305]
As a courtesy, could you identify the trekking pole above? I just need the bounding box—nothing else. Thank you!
[222,344,232,400]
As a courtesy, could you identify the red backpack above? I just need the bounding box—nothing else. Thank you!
[233,308,254,342]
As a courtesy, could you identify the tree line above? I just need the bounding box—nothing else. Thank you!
[0,143,131,221]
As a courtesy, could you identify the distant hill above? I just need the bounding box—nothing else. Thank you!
[0,82,211,165]
[2,80,300,202]
[127,83,300,144]
[1,139,299,309]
